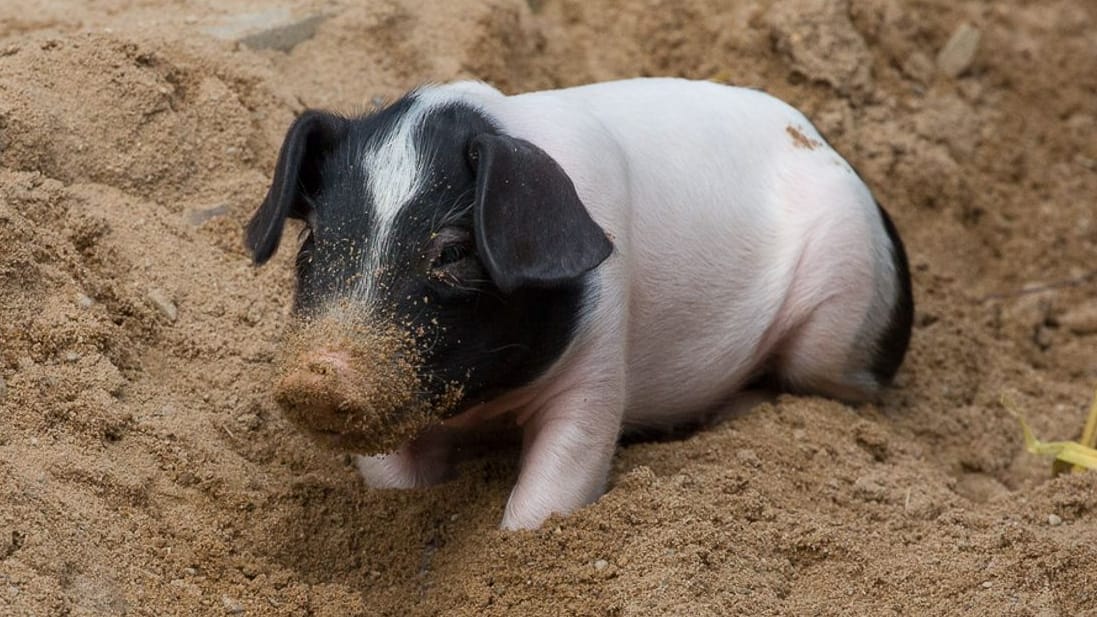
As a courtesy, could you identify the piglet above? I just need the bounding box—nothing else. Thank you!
[245,78,913,530]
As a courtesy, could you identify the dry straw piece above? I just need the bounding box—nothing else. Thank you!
[1006,387,1097,473]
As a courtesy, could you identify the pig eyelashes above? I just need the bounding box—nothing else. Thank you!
[425,227,472,264]
[433,243,470,268]
[429,187,476,231]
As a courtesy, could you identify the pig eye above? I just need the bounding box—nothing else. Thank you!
[427,228,485,289]
[434,243,470,269]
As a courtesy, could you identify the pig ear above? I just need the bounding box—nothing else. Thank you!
[245,110,348,265]
[470,134,613,293]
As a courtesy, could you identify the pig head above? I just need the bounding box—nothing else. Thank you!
[245,99,613,471]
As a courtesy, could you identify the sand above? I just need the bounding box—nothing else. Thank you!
[0,0,1095,615]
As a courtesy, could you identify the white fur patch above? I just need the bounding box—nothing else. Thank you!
[354,83,503,302]
[355,107,426,301]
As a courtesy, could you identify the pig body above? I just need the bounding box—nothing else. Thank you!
[246,78,913,530]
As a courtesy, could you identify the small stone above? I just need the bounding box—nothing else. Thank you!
[1034,325,1054,350]
[204,8,328,52]
[901,51,935,84]
[1059,302,1097,335]
[237,413,262,431]
[593,559,608,570]
[937,23,980,78]
[76,293,94,308]
[1048,514,1063,526]
[222,595,244,614]
[736,449,761,467]
[184,567,197,576]
[147,289,178,322]
[981,580,993,589]
[853,475,888,502]
[185,203,230,227]
[62,351,80,363]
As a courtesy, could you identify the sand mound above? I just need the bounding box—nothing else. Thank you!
[1,0,1095,615]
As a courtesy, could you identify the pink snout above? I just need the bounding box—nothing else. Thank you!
[275,348,366,432]
[272,338,439,455]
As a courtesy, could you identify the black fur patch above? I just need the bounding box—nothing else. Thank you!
[868,203,914,384]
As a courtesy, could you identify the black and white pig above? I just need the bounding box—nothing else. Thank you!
[245,78,913,530]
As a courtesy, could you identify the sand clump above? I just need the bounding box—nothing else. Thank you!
[274,310,457,455]
[0,0,1095,615]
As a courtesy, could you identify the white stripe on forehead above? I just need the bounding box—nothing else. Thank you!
[355,102,426,302]
[354,83,501,302]
[362,115,424,238]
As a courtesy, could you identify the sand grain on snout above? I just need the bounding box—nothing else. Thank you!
[274,307,459,454]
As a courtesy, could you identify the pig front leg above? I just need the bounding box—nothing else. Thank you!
[354,425,455,489]
[501,382,625,530]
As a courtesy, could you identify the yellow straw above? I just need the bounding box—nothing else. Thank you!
[1005,388,1097,473]
[1074,387,1097,472]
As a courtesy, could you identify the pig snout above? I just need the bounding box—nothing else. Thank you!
[272,318,451,455]
[275,349,358,428]
[275,347,408,431]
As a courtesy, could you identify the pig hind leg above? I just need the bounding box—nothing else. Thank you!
[773,302,886,403]
[774,212,912,403]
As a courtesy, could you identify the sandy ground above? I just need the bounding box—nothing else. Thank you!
[1,0,1095,615]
